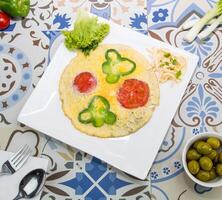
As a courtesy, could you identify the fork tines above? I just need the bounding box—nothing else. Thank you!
[10,145,32,169]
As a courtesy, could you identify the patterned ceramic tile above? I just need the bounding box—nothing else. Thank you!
[147,0,213,29]
[39,137,152,200]
[1,0,222,199]
[0,26,49,151]
[152,170,222,200]
[0,32,49,115]
[146,0,222,199]
[15,0,58,31]
[50,0,147,37]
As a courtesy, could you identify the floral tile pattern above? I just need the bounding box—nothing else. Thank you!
[61,158,132,199]
[147,0,222,199]
[55,0,146,27]
[49,0,148,37]
[0,0,222,200]
[39,137,151,199]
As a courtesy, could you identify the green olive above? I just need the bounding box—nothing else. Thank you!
[196,170,210,182]
[209,168,217,180]
[186,149,201,161]
[196,142,212,155]
[218,152,222,163]
[199,156,213,171]
[207,137,221,149]
[193,140,204,149]
[216,164,222,176]
[214,153,219,164]
[206,150,218,160]
[188,160,200,175]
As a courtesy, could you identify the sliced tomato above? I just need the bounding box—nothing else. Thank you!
[0,12,10,30]
[117,79,149,109]
[74,72,97,93]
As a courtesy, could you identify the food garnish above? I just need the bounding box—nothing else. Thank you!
[153,49,185,83]
[0,0,30,17]
[102,49,136,83]
[63,10,110,55]
[175,70,182,79]
[78,95,116,127]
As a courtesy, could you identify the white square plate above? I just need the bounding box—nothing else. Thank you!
[18,18,199,179]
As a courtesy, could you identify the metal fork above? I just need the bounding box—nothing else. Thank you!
[0,145,32,176]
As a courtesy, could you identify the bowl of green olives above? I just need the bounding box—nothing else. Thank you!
[182,132,222,187]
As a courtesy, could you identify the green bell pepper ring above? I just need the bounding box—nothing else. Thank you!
[0,0,30,18]
[104,112,116,124]
[102,49,136,84]
[78,109,92,124]
[78,95,117,127]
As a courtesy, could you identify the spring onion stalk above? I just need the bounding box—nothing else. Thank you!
[198,14,222,39]
[182,19,198,30]
[182,18,217,30]
[184,0,222,42]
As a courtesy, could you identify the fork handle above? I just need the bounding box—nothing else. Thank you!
[0,172,9,176]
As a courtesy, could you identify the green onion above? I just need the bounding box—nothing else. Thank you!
[165,62,169,66]
[184,0,222,43]
[164,52,171,58]
[171,58,178,65]
[198,14,222,40]
[175,70,182,79]
[182,18,218,30]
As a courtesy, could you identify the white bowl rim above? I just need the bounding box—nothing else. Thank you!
[182,132,222,188]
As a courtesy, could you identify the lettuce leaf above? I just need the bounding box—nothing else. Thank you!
[63,10,110,55]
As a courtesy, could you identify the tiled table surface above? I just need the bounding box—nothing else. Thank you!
[0,0,222,199]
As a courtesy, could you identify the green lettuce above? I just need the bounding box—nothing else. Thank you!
[63,10,110,55]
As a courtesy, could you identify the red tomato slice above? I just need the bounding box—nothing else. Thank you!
[0,12,10,30]
[74,72,97,93]
[117,79,149,109]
